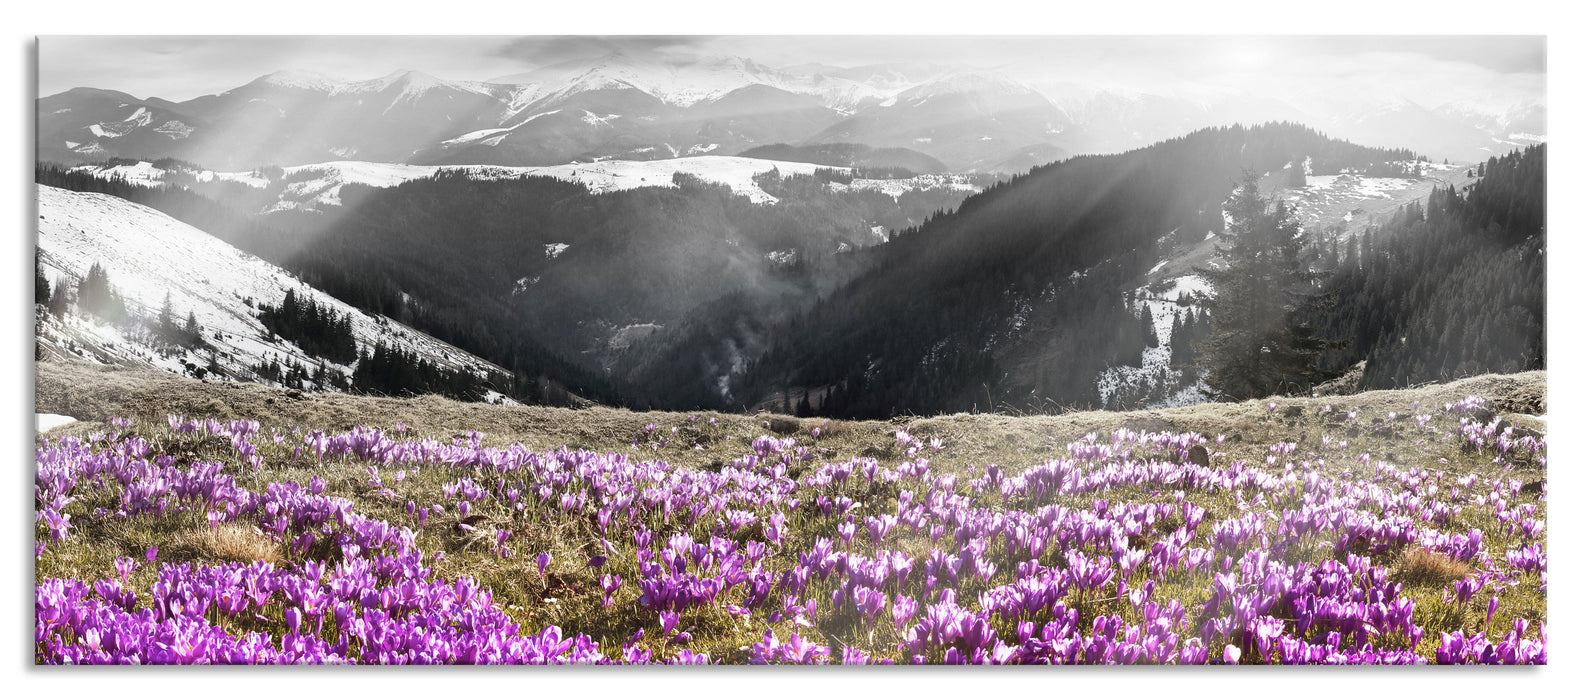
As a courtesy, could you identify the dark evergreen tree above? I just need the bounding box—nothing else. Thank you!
[47,276,71,317]
[35,261,51,306]
[256,290,358,364]
[75,262,128,324]
[159,291,175,338]
[1195,179,1335,400]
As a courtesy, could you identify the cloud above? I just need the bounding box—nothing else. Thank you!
[1268,36,1545,75]
[490,36,707,65]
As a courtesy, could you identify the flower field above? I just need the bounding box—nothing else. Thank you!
[34,395,1546,664]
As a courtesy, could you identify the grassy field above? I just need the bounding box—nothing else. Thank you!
[34,360,1547,664]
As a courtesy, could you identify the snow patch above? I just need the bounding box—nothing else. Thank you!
[37,414,78,432]
[511,276,542,295]
[544,243,570,259]
[482,390,522,406]
[1155,274,1213,300]
[443,127,511,145]
[827,173,981,201]
[581,111,621,127]
[154,120,194,139]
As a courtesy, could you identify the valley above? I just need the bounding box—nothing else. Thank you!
[36,124,1539,420]
[30,34,1549,670]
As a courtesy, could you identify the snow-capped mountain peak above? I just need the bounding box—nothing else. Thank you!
[246,69,345,92]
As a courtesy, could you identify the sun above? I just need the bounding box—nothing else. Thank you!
[1223,42,1268,69]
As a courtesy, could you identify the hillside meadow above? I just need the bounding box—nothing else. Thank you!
[34,360,1547,664]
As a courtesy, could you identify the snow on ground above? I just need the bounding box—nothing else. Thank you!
[442,127,511,145]
[1094,274,1216,409]
[482,390,522,407]
[1154,274,1212,300]
[77,162,271,189]
[274,161,440,210]
[87,161,169,183]
[36,414,78,432]
[1301,174,1415,200]
[81,157,988,212]
[580,111,621,127]
[607,323,663,351]
[826,174,981,201]
[544,243,570,259]
[511,276,542,295]
[230,156,845,210]
[36,185,503,388]
[154,120,195,139]
[528,157,839,205]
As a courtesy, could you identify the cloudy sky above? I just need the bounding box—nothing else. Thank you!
[39,35,1544,109]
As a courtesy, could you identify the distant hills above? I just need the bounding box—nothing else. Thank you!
[38,52,1544,172]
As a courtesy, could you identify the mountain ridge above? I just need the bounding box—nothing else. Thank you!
[39,54,1542,172]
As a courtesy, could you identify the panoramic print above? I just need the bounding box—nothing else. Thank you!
[34,35,1546,665]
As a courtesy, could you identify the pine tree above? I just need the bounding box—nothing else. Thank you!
[184,311,202,347]
[35,263,51,306]
[159,291,175,340]
[48,277,70,317]
[1195,178,1336,400]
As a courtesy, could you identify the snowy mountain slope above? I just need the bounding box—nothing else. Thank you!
[75,156,851,211]
[35,184,504,387]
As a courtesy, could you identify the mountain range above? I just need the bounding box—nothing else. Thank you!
[38,52,1543,172]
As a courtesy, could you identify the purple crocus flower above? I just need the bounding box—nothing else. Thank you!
[534,552,553,583]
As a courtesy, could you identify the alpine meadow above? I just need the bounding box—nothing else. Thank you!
[32,34,1547,667]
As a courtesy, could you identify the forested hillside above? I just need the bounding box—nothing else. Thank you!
[1315,144,1545,386]
[740,123,1419,417]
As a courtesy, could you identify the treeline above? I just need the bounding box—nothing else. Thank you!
[37,164,613,407]
[282,166,979,410]
[741,123,1418,417]
[1314,144,1545,388]
[252,356,351,392]
[256,289,357,364]
[351,342,487,401]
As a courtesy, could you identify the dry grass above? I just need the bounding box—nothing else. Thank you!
[1389,547,1473,589]
[168,523,284,566]
[36,358,1548,484]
